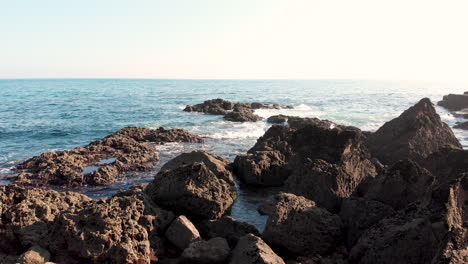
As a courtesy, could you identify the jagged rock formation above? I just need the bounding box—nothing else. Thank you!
[230,234,285,264]
[366,98,462,164]
[15,127,202,186]
[234,117,377,212]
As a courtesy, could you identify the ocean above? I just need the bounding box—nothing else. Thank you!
[1,79,467,229]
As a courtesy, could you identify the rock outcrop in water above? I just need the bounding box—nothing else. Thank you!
[15,127,202,187]
[366,98,462,164]
[438,92,468,111]
[234,116,377,212]
[454,121,468,130]
[184,98,293,122]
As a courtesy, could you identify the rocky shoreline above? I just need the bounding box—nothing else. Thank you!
[0,98,467,264]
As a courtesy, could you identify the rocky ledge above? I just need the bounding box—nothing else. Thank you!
[183,98,293,122]
[14,127,202,187]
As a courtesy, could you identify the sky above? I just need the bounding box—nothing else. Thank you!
[0,0,467,81]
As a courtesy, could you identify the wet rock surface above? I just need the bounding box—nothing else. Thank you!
[15,127,202,187]
[366,98,462,164]
[454,121,468,130]
[184,98,292,122]
[266,115,289,124]
[181,237,230,264]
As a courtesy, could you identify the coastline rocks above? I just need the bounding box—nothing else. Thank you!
[165,216,201,250]
[184,98,292,122]
[366,98,462,164]
[196,216,260,247]
[454,121,468,130]
[230,234,285,264]
[438,93,468,111]
[267,115,289,124]
[224,106,262,122]
[145,161,237,220]
[181,237,230,264]
[159,150,235,186]
[15,127,202,187]
[262,193,342,257]
[234,117,377,211]
[0,185,90,254]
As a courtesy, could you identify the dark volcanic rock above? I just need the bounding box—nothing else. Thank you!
[359,159,436,210]
[366,98,462,164]
[262,193,342,257]
[234,117,377,211]
[266,115,289,124]
[230,234,285,264]
[454,121,468,130]
[196,216,260,247]
[145,161,237,220]
[438,93,468,111]
[224,106,263,122]
[15,127,202,187]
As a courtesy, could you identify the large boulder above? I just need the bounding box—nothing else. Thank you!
[234,117,377,211]
[15,127,202,186]
[438,93,468,111]
[145,161,237,220]
[366,98,462,164]
[159,150,235,186]
[181,237,230,264]
[262,193,342,257]
[230,234,285,264]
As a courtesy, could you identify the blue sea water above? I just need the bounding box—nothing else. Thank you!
[1,79,467,229]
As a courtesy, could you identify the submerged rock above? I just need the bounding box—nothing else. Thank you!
[262,193,342,257]
[145,161,237,220]
[366,98,462,164]
[230,234,285,264]
[438,93,468,111]
[15,127,202,187]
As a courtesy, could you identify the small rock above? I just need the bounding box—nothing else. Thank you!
[267,115,289,124]
[181,237,230,263]
[165,215,201,250]
[196,216,260,247]
[16,246,50,264]
[230,234,285,264]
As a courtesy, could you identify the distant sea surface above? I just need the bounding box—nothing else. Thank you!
[1,79,467,229]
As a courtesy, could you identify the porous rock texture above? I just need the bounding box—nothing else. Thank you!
[15,127,202,186]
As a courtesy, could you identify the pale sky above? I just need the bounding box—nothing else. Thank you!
[1,0,467,81]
